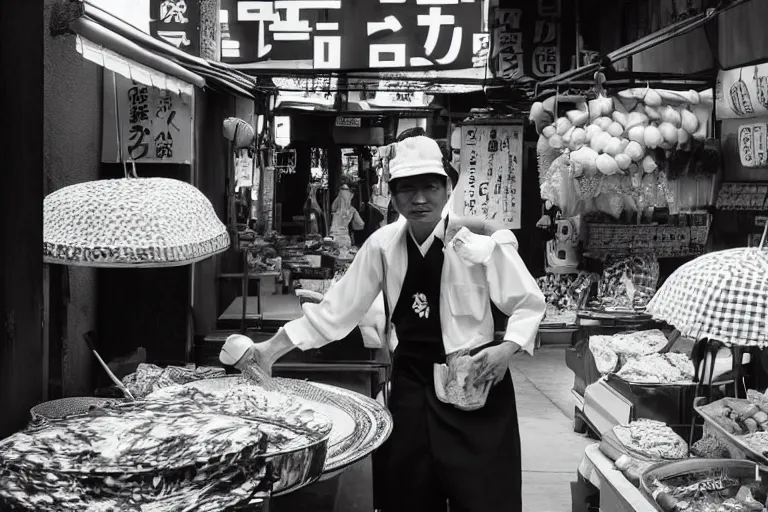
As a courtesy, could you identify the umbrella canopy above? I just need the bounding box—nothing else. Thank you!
[646,247,768,348]
[44,178,229,268]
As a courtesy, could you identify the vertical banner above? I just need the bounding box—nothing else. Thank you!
[102,71,194,164]
[150,0,201,56]
[491,0,560,81]
[459,124,523,229]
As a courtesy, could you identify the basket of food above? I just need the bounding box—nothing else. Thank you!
[641,458,768,512]
[694,392,768,465]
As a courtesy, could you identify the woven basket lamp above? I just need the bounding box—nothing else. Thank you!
[44,178,230,268]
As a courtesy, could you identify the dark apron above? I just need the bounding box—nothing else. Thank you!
[377,232,522,512]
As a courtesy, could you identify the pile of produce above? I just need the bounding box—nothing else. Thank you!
[531,87,714,219]
[698,391,768,461]
[616,352,694,384]
[649,468,768,512]
[587,328,695,384]
[601,419,689,487]
[535,271,598,325]
[613,419,689,460]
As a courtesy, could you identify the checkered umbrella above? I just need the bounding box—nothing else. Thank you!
[646,246,768,348]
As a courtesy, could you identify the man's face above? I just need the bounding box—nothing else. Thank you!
[391,174,448,226]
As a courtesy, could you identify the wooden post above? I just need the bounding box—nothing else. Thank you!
[0,0,45,438]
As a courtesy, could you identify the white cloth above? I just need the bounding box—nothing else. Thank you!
[284,213,546,356]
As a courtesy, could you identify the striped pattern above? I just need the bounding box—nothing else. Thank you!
[647,248,768,347]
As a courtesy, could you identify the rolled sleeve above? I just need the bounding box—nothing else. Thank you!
[485,233,545,356]
[284,239,384,351]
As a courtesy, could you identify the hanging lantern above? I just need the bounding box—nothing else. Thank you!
[44,178,229,268]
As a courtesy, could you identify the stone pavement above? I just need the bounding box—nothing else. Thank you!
[511,346,594,512]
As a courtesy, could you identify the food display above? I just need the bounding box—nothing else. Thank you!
[701,395,768,437]
[616,352,694,384]
[122,363,226,399]
[592,254,660,310]
[613,419,689,460]
[0,400,273,511]
[647,464,768,512]
[531,87,714,219]
[588,329,672,376]
[536,272,598,325]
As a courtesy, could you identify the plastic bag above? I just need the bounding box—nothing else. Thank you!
[595,192,624,219]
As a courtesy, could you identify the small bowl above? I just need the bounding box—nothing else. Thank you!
[433,352,492,411]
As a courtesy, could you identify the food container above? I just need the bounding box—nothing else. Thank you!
[434,351,492,411]
[694,397,768,465]
[640,458,766,512]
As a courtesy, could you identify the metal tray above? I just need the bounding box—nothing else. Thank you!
[694,396,768,464]
[150,378,332,496]
[173,376,393,493]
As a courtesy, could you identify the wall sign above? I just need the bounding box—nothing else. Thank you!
[716,63,768,120]
[150,0,201,56]
[458,124,523,230]
[219,0,483,70]
[102,71,194,164]
[491,0,560,81]
[335,117,361,128]
[738,123,768,168]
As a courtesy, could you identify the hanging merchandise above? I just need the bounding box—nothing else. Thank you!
[234,149,253,191]
[222,117,255,150]
[458,124,523,229]
[532,84,715,220]
[44,174,229,267]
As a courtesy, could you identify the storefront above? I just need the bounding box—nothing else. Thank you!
[528,1,768,510]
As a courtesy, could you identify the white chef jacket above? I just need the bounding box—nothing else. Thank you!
[284,213,546,357]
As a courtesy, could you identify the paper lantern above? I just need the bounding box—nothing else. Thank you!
[44,178,229,267]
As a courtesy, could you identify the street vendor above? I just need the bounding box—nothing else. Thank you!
[226,136,545,512]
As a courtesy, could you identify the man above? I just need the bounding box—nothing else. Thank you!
[223,136,545,512]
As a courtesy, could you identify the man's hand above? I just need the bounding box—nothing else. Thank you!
[220,329,295,376]
[470,342,521,386]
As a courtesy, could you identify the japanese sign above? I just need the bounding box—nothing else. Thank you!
[491,0,560,81]
[716,64,768,120]
[219,0,484,70]
[150,0,201,56]
[102,72,193,164]
[458,124,522,230]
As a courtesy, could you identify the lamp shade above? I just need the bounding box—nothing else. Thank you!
[44,178,229,267]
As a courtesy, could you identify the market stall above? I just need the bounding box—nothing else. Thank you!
[526,1,768,510]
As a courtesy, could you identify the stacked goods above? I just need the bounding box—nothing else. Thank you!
[536,271,598,325]
[531,88,713,218]
[0,400,273,511]
[592,254,660,310]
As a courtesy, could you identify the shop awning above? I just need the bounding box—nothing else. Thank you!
[538,0,754,88]
[51,0,259,98]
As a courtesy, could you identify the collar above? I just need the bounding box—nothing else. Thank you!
[407,212,448,255]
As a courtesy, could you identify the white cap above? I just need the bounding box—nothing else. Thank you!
[220,334,255,366]
[388,136,448,182]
